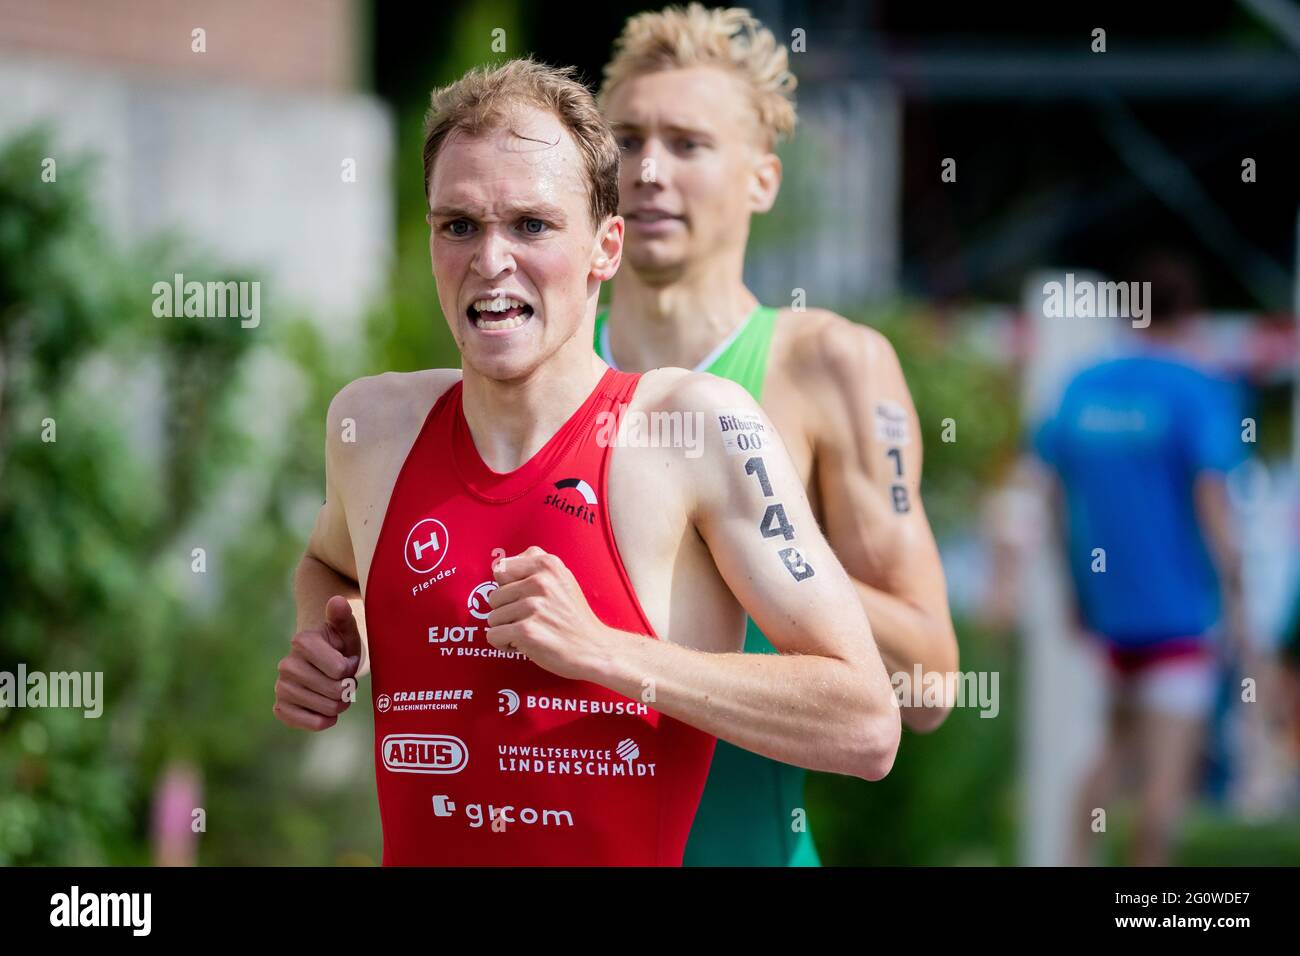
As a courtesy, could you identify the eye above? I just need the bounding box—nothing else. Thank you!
[443,219,473,237]
[616,135,642,152]
[677,137,700,153]
[521,218,549,236]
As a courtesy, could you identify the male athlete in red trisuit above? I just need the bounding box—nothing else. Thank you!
[272,59,900,865]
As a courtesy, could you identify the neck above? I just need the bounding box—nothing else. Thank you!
[459,329,607,473]
[607,249,758,372]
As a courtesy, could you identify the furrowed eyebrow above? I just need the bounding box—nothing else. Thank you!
[509,203,567,224]
[427,206,474,220]
[427,204,567,223]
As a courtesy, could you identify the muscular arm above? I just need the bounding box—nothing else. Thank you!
[586,376,901,780]
[295,388,370,675]
[810,319,959,732]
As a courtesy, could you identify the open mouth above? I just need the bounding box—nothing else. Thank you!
[467,296,534,331]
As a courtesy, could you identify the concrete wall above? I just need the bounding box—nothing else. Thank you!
[0,51,393,343]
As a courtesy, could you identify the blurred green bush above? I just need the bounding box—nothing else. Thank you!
[0,129,379,864]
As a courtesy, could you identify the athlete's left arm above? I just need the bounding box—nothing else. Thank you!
[807,316,959,733]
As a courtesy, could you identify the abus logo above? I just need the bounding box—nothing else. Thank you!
[498,688,520,715]
[468,581,497,620]
[404,518,450,574]
[382,734,468,774]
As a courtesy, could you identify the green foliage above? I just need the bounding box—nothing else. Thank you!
[808,617,1019,865]
[0,129,378,865]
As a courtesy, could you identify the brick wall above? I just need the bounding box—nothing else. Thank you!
[0,0,360,92]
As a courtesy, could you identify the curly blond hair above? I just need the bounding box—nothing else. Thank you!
[599,4,797,149]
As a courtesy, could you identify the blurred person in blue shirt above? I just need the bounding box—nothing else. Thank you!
[1034,251,1250,866]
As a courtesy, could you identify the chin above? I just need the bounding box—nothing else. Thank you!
[463,351,538,385]
[627,245,688,280]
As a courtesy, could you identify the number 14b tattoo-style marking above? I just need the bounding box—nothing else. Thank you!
[744,456,816,582]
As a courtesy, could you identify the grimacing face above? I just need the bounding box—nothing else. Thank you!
[604,66,777,283]
[426,105,621,382]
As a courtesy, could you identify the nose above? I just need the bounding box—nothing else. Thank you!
[631,137,669,192]
[471,226,516,280]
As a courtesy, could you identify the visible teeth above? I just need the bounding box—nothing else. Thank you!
[472,296,525,313]
[476,313,527,331]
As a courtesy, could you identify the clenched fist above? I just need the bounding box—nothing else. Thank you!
[274,595,362,731]
[485,546,615,681]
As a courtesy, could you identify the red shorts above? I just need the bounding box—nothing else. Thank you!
[1101,637,1217,717]
[1105,638,1212,675]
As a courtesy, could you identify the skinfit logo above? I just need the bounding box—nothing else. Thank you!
[382,734,468,774]
[404,517,450,574]
[544,477,597,526]
[468,581,497,620]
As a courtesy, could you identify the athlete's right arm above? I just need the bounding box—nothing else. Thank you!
[274,387,367,731]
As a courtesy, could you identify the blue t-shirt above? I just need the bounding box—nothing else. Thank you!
[1034,350,1247,645]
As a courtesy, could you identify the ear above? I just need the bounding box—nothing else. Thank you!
[591,215,624,282]
[749,152,782,214]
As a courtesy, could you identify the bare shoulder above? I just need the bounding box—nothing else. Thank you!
[328,369,461,437]
[775,307,898,386]
[326,368,462,470]
[771,308,917,460]
[632,365,761,417]
[616,367,784,528]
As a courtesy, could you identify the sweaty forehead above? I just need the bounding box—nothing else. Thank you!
[429,107,588,211]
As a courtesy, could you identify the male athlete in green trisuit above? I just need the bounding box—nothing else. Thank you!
[597,5,959,865]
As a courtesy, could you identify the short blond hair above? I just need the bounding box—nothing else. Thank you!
[422,58,620,227]
[599,4,797,149]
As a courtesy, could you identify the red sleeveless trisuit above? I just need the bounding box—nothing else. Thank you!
[363,367,717,865]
